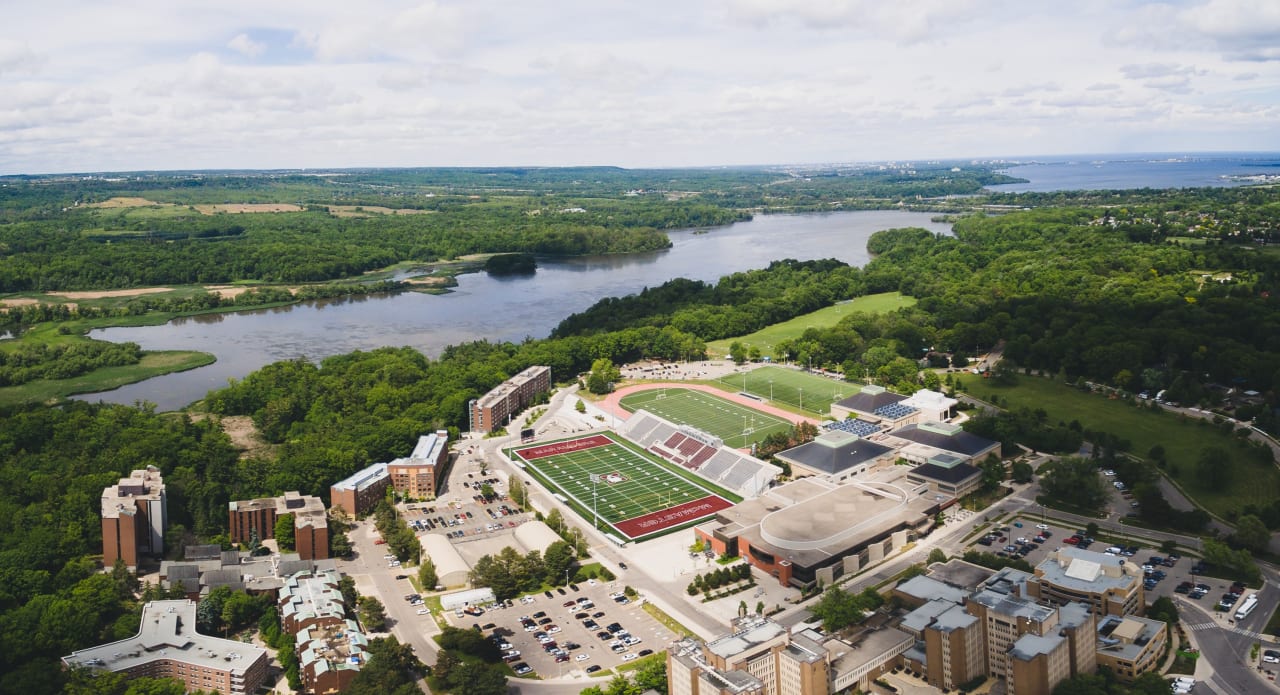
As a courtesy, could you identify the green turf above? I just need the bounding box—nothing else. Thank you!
[510,433,737,540]
[705,292,915,358]
[709,365,855,415]
[976,375,1280,518]
[617,388,794,448]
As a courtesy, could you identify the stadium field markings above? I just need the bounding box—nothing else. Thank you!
[712,365,853,414]
[511,433,733,540]
[618,388,793,448]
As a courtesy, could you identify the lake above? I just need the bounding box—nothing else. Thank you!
[986,153,1280,192]
[81,211,951,410]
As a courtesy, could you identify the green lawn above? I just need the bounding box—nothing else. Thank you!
[706,291,915,357]
[618,388,794,448]
[975,375,1280,518]
[709,365,855,415]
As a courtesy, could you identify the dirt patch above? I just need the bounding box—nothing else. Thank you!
[405,277,449,287]
[87,197,169,208]
[202,285,253,299]
[46,287,173,299]
[195,413,275,460]
[0,298,40,307]
[193,203,305,214]
[327,205,433,218]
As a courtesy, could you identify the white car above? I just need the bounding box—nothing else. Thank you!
[548,625,561,634]
[587,579,598,586]
[417,608,430,615]
[1265,655,1280,664]
[608,591,624,599]
[1035,523,1049,530]
[1103,469,1116,476]
[621,653,638,662]
[575,653,590,662]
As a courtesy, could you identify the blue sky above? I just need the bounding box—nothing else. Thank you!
[2,0,1279,173]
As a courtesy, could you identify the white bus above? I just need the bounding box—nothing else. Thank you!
[1235,593,1258,620]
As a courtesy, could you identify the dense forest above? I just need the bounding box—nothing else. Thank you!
[4,169,1280,693]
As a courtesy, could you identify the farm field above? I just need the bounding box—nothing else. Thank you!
[979,375,1280,517]
[618,388,794,448]
[705,291,915,358]
[510,433,737,541]
[711,365,855,415]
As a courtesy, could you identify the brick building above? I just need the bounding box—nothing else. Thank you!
[468,365,551,433]
[102,466,168,570]
[228,492,329,560]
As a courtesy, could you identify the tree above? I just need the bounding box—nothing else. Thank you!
[927,549,947,565]
[575,399,586,414]
[1234,514,1270,553]
[810,585,864,632]
[418,558,439,590]
[729,342,747,365]
[1085,522,1099,538]
[1010,460,1034,483]
[509,478,529,509]
[543,540,576,586]
[1038,458,1109,513]
[1147,596,1178,627]
[358,596,388,632]
[586,358,621,394]
[338,576,359,612]
[348,636,424,695]
[1196,446,1232,491]
[274,513,295,551]
[979,456,1005,492]
[452,663,509,695]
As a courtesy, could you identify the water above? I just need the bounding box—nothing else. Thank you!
[79,211,950,410]
[985,153,1280,193]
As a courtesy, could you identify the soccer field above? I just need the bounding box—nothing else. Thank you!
[510,434,737,541]
[713,366,854,414]
[618,388,794,449]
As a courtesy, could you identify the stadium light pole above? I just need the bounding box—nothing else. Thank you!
[769,379,773,401]
[799,388,803,412]
[590,473,601,530]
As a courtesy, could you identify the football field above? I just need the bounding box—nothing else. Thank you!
[618,387,793,449]
[510,433,737,541]
[713,365,854,414]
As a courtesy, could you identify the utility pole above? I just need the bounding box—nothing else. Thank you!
[590,473,602,530]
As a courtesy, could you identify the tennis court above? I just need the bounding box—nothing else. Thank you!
[617,387,793,449]
[713,365,854,414]
[510,433,736,540]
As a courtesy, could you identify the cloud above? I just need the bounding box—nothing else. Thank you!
[0,39,43,75]
[227,33,266,58]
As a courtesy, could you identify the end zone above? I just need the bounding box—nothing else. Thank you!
[614,494,734,539]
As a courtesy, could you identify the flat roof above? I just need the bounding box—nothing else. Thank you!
[833,388,906,415]
[1035,547,1141,595]
[331,462,389,492]
[895,575,967,606]
[1097,615,1163,662]
[931,603,979,632]
[887,423,998,458]
[902,599,958,633]
[776,431,895,475]
[475,366,550,408]
[908,461,981,485]
[970,588,1057,624]
[706,617,788,658]
[62,600,266,676]
[927,559,996,591]
[1009,633,1063,661]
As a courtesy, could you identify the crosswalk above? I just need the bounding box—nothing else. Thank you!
[1186,622,1268,640]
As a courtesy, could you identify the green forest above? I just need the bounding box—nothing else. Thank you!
[3,168,1280,693]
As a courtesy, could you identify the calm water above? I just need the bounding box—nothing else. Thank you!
[80,211,951,410]
[986,153,1280,192]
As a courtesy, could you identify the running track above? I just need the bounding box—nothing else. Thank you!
[598,382,823,429]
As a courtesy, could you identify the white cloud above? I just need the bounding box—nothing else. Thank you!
[0,1,1277,173]
[227,33,266,58]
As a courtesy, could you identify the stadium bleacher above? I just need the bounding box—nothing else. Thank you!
[824,419,883,438]
[620,409,775,498]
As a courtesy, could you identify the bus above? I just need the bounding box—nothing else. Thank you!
[1236,593,1259,620]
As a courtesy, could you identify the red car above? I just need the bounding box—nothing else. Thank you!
[374,539,386,545]
[1063,536,1079,545]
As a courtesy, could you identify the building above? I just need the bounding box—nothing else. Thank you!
[1094,615,1167,682]
[329,462,390,517]
[921,603,986,690]
[102,466,168,570]
[468,365,552,433]
[419,533,470,588]
[278,569,368,693]
[904,453,984,499]
[670,617,828,695]
[884,421,1001,465]
[513,519,564,555]
[900,389,958,422]
[228,492,329,561]
[695,470,940,588]
[774,430,895,481]
[159,545,337,599]
[825,624,913,693]
[387,430,450,500]
[62,600,269,695]
[829,385,919,428]
[1028,547,1145,617]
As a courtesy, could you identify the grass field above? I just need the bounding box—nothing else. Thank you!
[977,375,1280,518]
[706,292,915,357]
[511,433,737,541]
[618,388,794,448]
[0,350,216,407]
[710,365,854,415]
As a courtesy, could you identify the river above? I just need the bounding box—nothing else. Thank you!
[79,211,951,411]
[986,153,1280,192]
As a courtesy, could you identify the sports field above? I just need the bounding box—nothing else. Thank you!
[617,387,793,449]
[511,433,736,541]
[713,365,854,414]
[705,292,916,357]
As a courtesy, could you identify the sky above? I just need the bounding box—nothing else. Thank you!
[2,0,1280,174]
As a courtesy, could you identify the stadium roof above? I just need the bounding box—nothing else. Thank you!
[908,461,981,485]
[833,385,907,416]
[775,431,895,475]
[824,419,883,437]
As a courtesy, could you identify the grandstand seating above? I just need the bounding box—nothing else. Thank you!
[620,409,775,498]
[689,447,716,468]
[825,419,883,437]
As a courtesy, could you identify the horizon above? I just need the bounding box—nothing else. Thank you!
[4,2,1280,175]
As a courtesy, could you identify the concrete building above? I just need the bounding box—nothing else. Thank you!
[884,421,1001,466]
[695,471,940,588]
[670,617,828,695]
[102,466,168,570]
[468,365,552,433]
[228,492,329,561]
[329,462,390,517]
[773,430,895,481]
[159,546,337,599]
[922,603,986,690]
[1094,615,1167,682]
[829,385,917,427]
[825,624,913,693]
[904,454,984,499]
[513,519,563,555]
[419,533,470,588]
[387,430,450,500]
[62,600,269,695]
[900,389,958,422]
[1029,547,1145,617]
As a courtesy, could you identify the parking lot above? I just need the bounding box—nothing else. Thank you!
[401,472,533,541]
[455,579,676,679]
